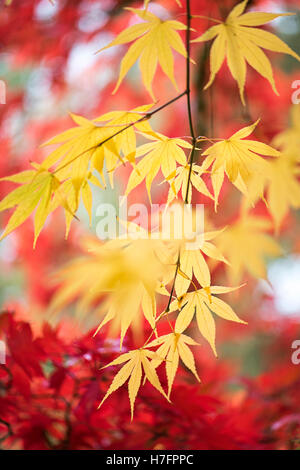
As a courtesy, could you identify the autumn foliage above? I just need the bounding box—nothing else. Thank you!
[0,0,300,450]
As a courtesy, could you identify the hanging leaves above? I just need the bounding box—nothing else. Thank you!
[0,167,74,246]
[1,0,296,421]
[175,229,228,296]
[201,120,280,206]
[147,332,200,398]
[170,286,246,356]
[166,163,213,205]
[99,348,169,419]
[125,132,192,202]
[193,0,300,104]
[98,8,187,99]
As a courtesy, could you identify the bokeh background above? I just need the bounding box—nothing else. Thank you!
[0,0,300,450]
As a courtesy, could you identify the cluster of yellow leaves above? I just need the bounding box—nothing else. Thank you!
[169,286,246,357]
[2,0,299,419]
[147,332,200,398]
[99,348,169,420]
[125,132,192,202]
[98,8,187,99]
[200,120,280,209]
[0,105,154,241]
[193,0,300,104]
[100,330,199,419]
[175,228,228,297]
[166,163,213,205]
[0,166,75,247]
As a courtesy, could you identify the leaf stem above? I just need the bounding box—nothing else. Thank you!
[163,0,196,319]
[53,92,187,175]
[185,0,197,203]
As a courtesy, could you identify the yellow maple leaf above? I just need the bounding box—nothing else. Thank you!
[215,215,282,284]
[92,104,153,166]
[98,8,187,99]
[0,167,76,247]
[42,105,153,183]
[166,163,213,205]
[99,348,169,419]
[201,120,280,207]
[125,132,192,202]
[175,228,228,297]
[170,286,246,356]
[192,0,300,104]
[147,332,200,398]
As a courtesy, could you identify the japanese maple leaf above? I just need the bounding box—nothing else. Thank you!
[170,286,246,356]
[125,132,192,202]
[147,332,200,398]
[99,348,169,419]
[98,8,187,99]
[200,120,280,206]
[166,163,213,205]
[175,229,228,297]
[193,0,300,104]
[0,167,75,246]
[215,215,282,284]
[42,105,153,185]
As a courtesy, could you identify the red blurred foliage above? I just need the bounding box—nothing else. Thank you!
[0,311,299,450]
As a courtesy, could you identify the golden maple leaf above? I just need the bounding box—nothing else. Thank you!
[166,163,213,205]
[0,166,77,246]
[169,286,246,356]
[175,228,228,297]
[125,132,192,202]
[99,348,169,419]
[98,8,187,99]
[147,332,200,398]
[192,0,300,104]
[41,105,153,183]
[200,120,280,207]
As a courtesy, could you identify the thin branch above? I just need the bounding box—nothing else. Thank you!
[184,0,197,203]
[53,91,187,175]
[186,2,196,143]
[163,0,196,317]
